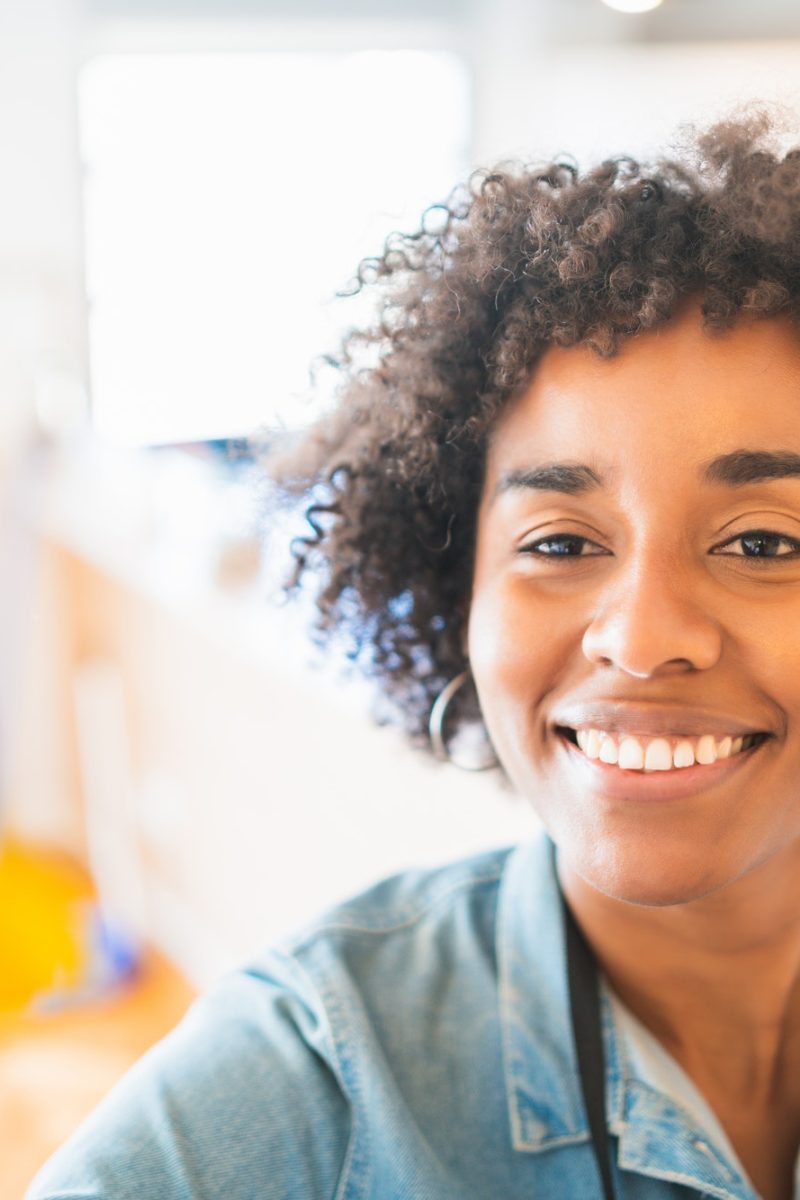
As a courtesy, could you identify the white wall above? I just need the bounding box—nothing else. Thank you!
[0,0,89,461]
[514,40,800,167]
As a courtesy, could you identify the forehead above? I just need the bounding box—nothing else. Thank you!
[485,306,800,492]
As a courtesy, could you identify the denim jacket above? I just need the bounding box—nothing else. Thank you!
[28,832,777,1200]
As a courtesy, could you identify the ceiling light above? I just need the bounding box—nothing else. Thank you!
[600,0,663,12]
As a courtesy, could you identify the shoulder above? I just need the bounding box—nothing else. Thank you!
[249,844,514,1008]
[213,844,515,1064]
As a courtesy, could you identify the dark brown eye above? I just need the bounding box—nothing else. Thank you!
[521,534,607,559]
[734,531,800,558]
[713,529,800,563]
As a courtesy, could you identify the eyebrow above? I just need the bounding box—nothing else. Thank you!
[701,449,800,486]
[494,462,602,498]
[493,449,800,500]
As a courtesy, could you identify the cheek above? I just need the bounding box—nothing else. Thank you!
[467,577,568,759]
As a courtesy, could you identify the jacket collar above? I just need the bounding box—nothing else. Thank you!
[495,831,760,1200]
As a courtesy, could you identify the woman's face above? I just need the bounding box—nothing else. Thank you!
[467,303,800,905]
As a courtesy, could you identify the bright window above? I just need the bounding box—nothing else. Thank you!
[79,50,471,446]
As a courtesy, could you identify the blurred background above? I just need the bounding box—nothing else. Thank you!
[3,0,800,1191]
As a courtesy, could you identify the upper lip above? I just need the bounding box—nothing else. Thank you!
[551,702,771,740]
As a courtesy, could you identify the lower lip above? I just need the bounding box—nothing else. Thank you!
[556,732,768,802]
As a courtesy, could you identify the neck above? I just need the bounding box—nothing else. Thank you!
[557,839,800,1104]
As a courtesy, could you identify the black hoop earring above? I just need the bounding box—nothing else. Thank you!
[428,670,497,771]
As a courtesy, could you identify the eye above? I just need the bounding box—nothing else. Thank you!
[519,533,608,559]
[712,529,800,562]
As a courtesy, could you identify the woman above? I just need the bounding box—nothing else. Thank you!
[30,111,800,1200]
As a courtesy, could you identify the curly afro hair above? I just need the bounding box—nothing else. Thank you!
[265,109,800,758]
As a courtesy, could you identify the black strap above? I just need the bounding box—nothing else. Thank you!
[563,894,618,1200]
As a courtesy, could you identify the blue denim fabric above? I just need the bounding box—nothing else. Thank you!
[28,832,764,1200]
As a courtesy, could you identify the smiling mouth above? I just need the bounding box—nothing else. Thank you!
[555,726,771,773]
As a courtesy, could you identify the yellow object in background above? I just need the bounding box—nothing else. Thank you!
[0,838,95,1013]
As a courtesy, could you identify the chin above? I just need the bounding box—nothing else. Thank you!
[584,869,720,909]
[555,828,736,909]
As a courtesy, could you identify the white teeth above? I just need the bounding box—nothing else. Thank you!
[568,727,755,772]
[717,736,733,760]
[673,740,695,768]
[695,734,717,765]
[644,738,672,771]
[585,729,604,758]
[599,737,618,765]
[617,737,644,770]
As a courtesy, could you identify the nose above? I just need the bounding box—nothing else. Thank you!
[581,554,723,679]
